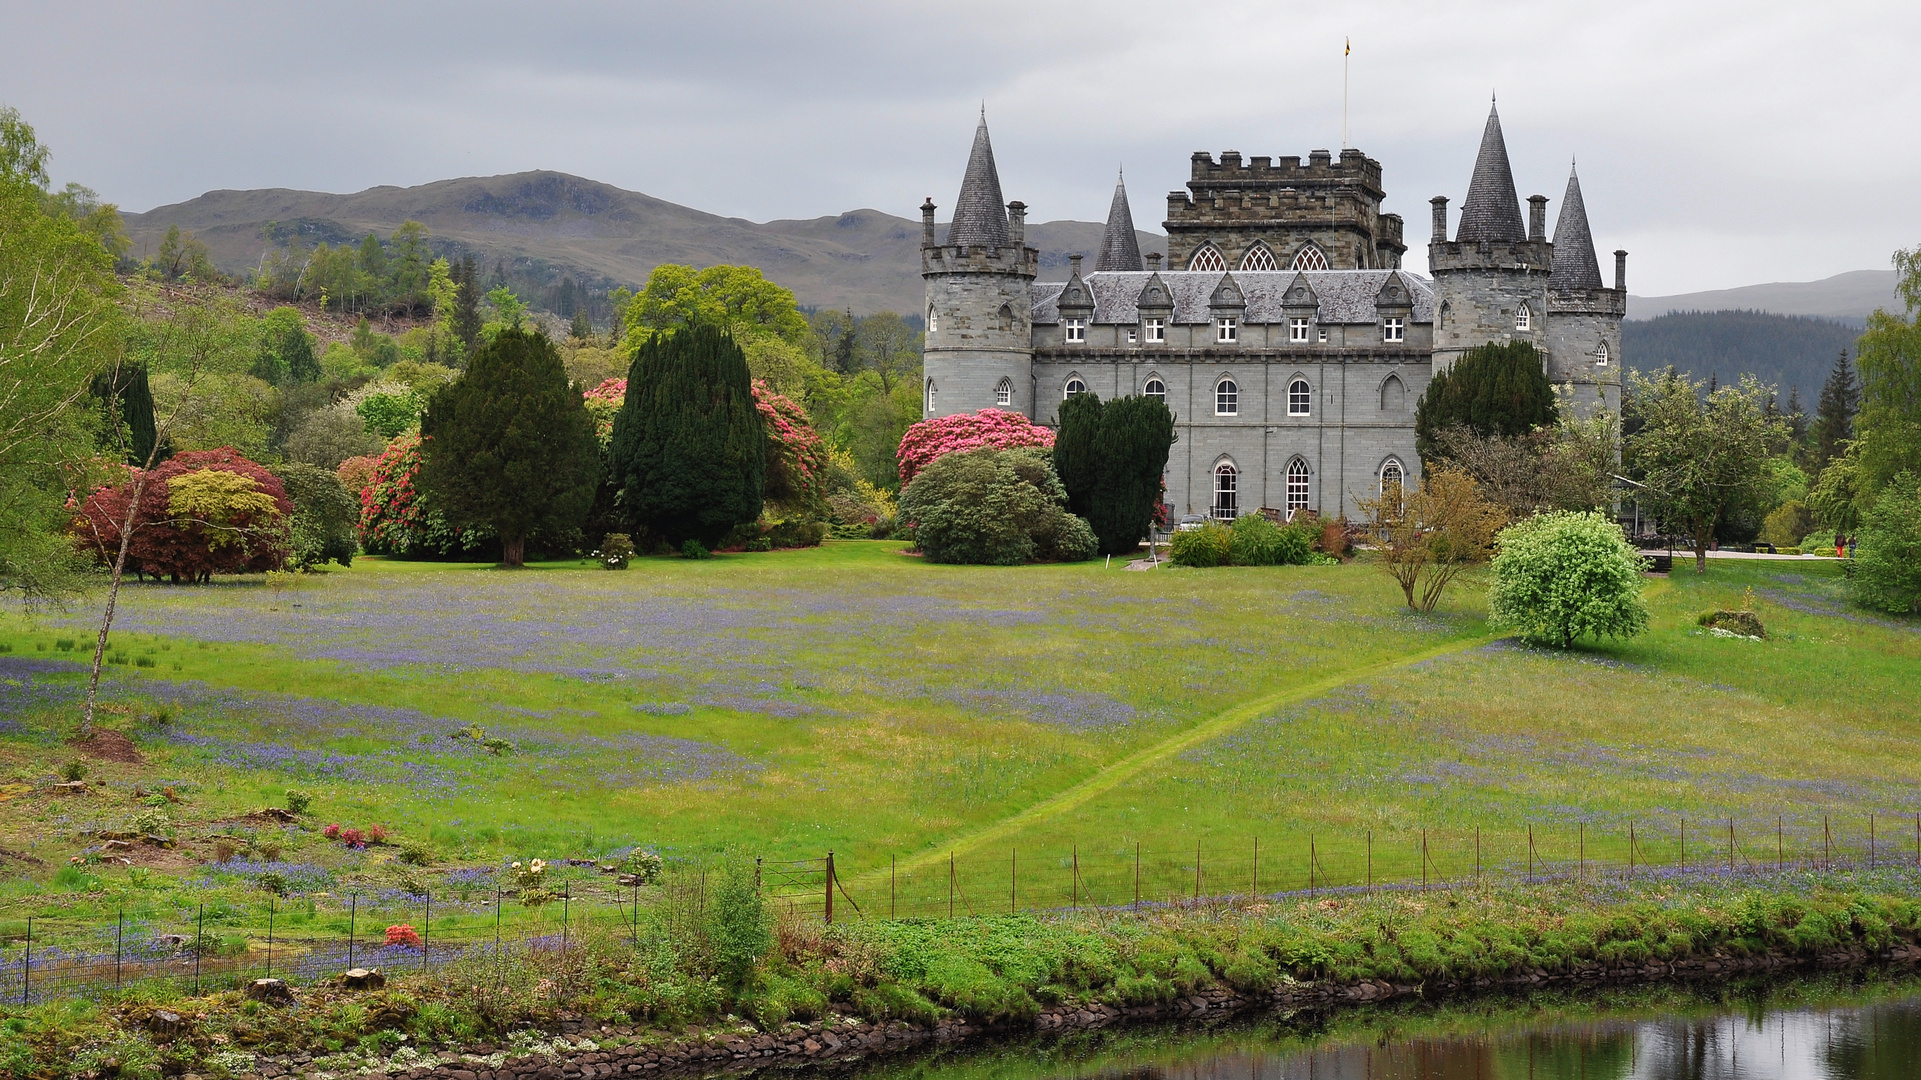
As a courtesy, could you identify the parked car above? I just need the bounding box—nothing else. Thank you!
[1175,515,1207,532]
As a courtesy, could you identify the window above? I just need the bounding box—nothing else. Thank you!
[997,304,1014,332]
[1065,318,1086,343]
[927,307,938,334]
[1216,318,1238,343]
[1289,317,1310,343]
[1596,340,1610,366]
[1318,328,1328,343]
[1126,327,1138,344]
[1285,459,1310,517]
[1213,463,1239,520]
[1143,376,1166,401]
[1064,376,1087,399]
[1288,378,1311,416]
[1239,244,1277,271]
[925,379,937,415]
[1382,317,1405,343]
[1380,374,1405,411]
[995,377,1013,407]
[1291,245,1329,271]
[1516,303,1532,331]
[1189,245,1226,272]
[1143,318,1165,343]
[1380,458,1404,495]
[1215,376,1239,415]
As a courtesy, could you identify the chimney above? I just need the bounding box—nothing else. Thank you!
[1614,250,1628,292]
[1068,253,1083,279]
[1527,195,1548,243]
[1429,196,1448,243]
[1147,252,1162,271]
[1006,201,1026,247]
[920,199,937,248]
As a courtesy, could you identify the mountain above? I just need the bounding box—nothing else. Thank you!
[119,171,1166,317]
[1621,310,1861,399]
[1628,270,1898,321]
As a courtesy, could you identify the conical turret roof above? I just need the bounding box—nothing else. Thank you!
[1455,104,1527,243]
[1094,171,1143,271]
[949,112,1009,248]
[1549,162,1605,289]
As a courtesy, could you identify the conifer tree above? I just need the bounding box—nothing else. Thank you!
[450,254,482,352]
[418,327,598,567]
[1810,349,1861,476]
[1414,341,1558,460]
[1053,392,1103,518]
[609,323,765,548]
[1055,391,1176,556]
[90,362,157,465]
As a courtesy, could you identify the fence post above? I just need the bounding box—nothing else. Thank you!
[947,852,955,919]
[825,851,836,926]
[1475,827,1481,884]
[1366,831,1372,894]
[1422,829,1429,891]
[1006,850,1012,915]
[495,889,503,990]
[1193,840,1201,904]
[1870,814,1876,871]
[1680,816,1686,871]
[116,904,124,992]
[562,882,571,953]
[891,856,898,920]
[1133,843,1140,911]
[193,903,203,995]
[1629,823,1636,879]
[1309,835,1316,898]
[1579,824,1585,877]
[1728,818,1735,873]
[1252,836,1259,901]
[347,894,357,970]
[1527,826,1535,882]
[423,890,430,974]
[1072,844,1080,910]
[21,916,27,1006]
[1824,815,1831,870]
[266,896,275,977]
[1777,817,1783,873]
[631,884,639,945]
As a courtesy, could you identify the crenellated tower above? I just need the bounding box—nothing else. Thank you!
[1428,104,1552,375]
[920,113,1038,419]
[1545,162,1626,415]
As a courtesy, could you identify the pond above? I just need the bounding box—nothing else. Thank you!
[845,976,1921,1080]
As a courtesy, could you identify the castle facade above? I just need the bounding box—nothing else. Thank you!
[919,106,1625,521]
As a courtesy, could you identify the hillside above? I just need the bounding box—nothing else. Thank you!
[1628,270,1898,320]
[1622,310,1861,398]
[120,171,1166,316]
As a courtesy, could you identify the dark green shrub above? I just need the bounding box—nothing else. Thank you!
[765,517,826,549]
[1170,521,1232,566]
[1228,514,1284,564]
[680,539,710,560]
[1852,472,1921,614]
[707,861,770,991]
[274,462,358,569]
[1055,392,1178,555]
[1415,340,1558,460]
[284,788,312,814]
[898,447,1094,565]
[610,324,765,548]
[597,533,636,569]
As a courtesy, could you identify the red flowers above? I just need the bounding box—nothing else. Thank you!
[896,410,1055,484]
[322,823,341,840]
[385,923,422,947]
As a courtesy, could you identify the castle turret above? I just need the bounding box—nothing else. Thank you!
[1428,103,1552,373]
[1094,171,1144,272]
[921,113,1038,419]
[1546,161,1625,414]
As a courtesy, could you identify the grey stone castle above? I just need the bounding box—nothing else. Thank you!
[919,105,1625,521]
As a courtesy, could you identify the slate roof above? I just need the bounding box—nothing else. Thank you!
[1548,163,1605,290]
[1032,271,1434,326]
[1093,173,1144,272]
[1456,105,1527,243]
[949,114,1009,248]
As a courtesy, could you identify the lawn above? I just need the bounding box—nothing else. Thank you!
[1,541,1916,931]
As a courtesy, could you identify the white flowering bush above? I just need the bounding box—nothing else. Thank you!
[1488,510,1649,648]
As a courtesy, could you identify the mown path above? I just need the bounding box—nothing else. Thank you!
[859,630,1498,884]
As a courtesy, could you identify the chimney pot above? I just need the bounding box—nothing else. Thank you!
[920,199,937,248]
[1614,250,1628,292]
[1006,201,1026,247]
[1147,252,1162,271]
[1069,253,1083,278]
[1429,196,1448,244]
[1527,195,1548,243]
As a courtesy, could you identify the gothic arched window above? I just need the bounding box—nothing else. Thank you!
[1291,244,1329,271]
[1286,459,1311,517]
[1380,374,1406,411]
[1239,244,1278,271]
[1215,376,1239,416]
[1064,375,1088,399]
[1189,245,1227,272]
[1516,303,1532,331]
[998,304,1014,332]
[995,377,1013,407]
[1288,377,1311,416]
[1213,461,1239,520]
[925,378,937,415]
[1380,457,1405,495]
[1595,340,1610,366]
[927,305,938,334]
[1143,376,1166,402]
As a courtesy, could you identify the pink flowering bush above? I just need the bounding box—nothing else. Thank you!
[341,827,366,849]
[584,377,627,447]
[896,409,1055,485]
[322,823,341,840]
[358,435,492,557]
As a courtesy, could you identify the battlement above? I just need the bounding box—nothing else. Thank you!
[921,243,1038,277]
[1186,147,1384,194]
[1427,238,1553,274]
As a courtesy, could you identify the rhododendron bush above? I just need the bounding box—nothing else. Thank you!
[896,409,1055,484]
[585,377,826,509]
[358,435,492,557]
[72,448,293,582]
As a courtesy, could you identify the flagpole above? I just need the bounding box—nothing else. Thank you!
[1342,38,1350,149]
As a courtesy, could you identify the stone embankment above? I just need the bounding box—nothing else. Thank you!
[231,943,1921,1080]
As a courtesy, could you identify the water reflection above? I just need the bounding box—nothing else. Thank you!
[857,984,1921,1080]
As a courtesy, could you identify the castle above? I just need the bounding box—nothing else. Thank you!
[918,105,1625,521]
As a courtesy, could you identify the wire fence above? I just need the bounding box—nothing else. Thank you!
[6,813,1920,1006]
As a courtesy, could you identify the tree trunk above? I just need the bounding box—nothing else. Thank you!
[502,534,525,568]
[84,470,150,738]
[1693,518,1711,574]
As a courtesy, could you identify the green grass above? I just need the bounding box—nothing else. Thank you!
[0,543,1915,932]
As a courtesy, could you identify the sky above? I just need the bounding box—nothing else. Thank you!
[4,0,1918,296]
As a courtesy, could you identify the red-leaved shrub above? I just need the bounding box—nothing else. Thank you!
[366,824,389,845]
[322,823,341,840]
[341,827,366,849]
[72,448,293,582]
[385,923,422,947]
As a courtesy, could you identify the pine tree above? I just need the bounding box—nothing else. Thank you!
[1784,385,1810,450]
[90,363,158,465]
[609,323,765,548]
[1414,341,1558,460]
[1809,349,1860,476]
[418,327,599,567]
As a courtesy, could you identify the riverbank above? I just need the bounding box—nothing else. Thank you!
[7,870,1921,1079]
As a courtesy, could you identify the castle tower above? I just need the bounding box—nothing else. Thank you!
[921,113,1038,419]
[1546,162,1626,414]
[1428,104,1552,374]
[1094,171,1144,272]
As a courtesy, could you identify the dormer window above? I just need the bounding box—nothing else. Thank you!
[1516,303,1532,331]
[1143,318,1165,343]
[1289,318,1310,343]
[1064,318,1086,343]
[1382,317,1405,343]
[1126,327,1138,344]
[1216,318,1238,343]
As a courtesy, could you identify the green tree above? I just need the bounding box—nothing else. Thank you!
[153,223,217,283]
[898,447,1095,565]
[419,327,599,567]
[609,324,765,548]
[255,306,318,385]
[1809,349,1860,477]
[621,264,809,348]
[1056,392,1178,556]
[485,286,527,331]
[1052,392,1103,518]
[1488,510,1650,648]
[1852,245,1921,494]
[357,233,388,299]
[389,220,431,308]
[449,254,482,351]
[274,462,358,569]
[1851,472,1921,614]
[707,861,770,991]
[1809,452,1867,536]
[90,362,158,465]
[1626,369,1786,572]
[1414,341,1558,460]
